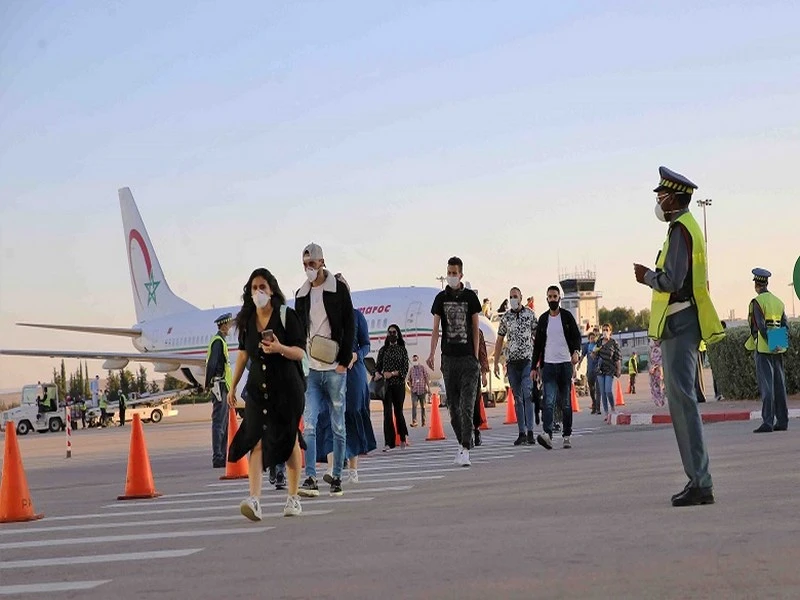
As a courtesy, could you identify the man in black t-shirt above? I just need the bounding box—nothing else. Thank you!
[428,256,482,467]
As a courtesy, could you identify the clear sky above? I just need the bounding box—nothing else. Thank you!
[1,0,799,389]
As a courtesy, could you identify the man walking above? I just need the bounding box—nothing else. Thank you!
[427,256,482,467]
[628,351,639,394]
[634,166,725,507]
[747,268,790,433]
[578,331,600,414]
[532,286,582,450]
[296,243,355,497]
[493,287,538,445]
[408,354,430,427]
[205,313,233,468]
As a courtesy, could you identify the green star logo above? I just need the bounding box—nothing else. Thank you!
[144,272,160,306]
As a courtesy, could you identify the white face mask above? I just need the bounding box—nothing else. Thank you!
[412,358,418,364]
[509,297,521,310]
[654,202,668,222]
[252,290,270,309]
[446,275,460,289]
[305,267,319,283]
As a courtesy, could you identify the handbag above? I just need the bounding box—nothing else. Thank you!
[371,377,386,401]
[309,335,340,364]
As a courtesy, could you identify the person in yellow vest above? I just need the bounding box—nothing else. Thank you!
[747,268,790,433]
[99,390,109,427]
[634,166,725,507]
[627,351,639,394]
[206,312,233,468]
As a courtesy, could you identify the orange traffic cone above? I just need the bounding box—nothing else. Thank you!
[614,378,626,406]
[426,393,446,441]
[220,406,248,480]
[0,422,44,523]
[478,395,491,430]
[393,412,401,446]
[504,387,517,424]
[570,384,581,413]
[118,413,161,500]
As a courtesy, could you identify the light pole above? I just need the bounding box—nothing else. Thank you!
[790,282,797,318]
[697,198,712,290]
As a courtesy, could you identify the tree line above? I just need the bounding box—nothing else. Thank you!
[597,307,651,333]
[50,360,189,399]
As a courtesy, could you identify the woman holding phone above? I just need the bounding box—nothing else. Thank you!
[227,268,307,520]
[374,324,410,450]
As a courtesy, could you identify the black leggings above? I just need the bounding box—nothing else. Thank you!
[383,384,408,447]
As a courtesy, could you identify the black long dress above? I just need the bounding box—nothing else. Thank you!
[228,305,306,469]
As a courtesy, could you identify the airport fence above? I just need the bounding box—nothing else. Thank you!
[708,322,800,400]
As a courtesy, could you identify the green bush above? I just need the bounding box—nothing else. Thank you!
[708,322,800,400]
[175,391,212,405]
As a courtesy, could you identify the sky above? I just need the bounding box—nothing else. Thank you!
[1,0,799,389]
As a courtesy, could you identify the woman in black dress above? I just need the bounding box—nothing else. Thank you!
[374,324,410,450]
[227,268,307,520]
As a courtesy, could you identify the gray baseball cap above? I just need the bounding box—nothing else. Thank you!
[302,243,324,261]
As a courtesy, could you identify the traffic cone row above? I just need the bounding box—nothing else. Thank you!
[615,379,626,406]
[118,413,161,500]
[0,422,44,523]
[220,406,248,480]
[504,387,517,424]
[426,393,446,441]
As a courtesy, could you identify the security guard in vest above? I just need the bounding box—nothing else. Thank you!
[99,390,109,427]
[627,351,638,394]
[747,268,790,433]
[634,166,725,507]
[206,313,233,468]
[118,390,127,427]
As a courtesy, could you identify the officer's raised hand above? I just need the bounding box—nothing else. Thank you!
[633,263,649,284]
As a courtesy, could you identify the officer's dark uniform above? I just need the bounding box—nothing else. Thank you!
[206,313,233,468]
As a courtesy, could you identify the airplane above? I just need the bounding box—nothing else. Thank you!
[1,188,506,402]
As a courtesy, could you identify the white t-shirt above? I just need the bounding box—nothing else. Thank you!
[544,312,572,364]
[308,285,336,371]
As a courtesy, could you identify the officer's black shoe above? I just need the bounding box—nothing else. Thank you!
[212,461,226,469]
[753,424,773,433]
[774,425,788,431]
[473,429,482,446]
[670,481,692,503]
[671,486,714,507]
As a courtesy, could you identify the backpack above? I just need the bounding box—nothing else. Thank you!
[280,305,310,378]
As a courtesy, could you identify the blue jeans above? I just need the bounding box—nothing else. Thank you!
[755,352,788,429]
[506,360,534,434]
[542,362,573,437]
[303,369,347,479]
[597,374,615,413]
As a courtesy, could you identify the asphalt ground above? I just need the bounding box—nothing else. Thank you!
[1,400,799,599]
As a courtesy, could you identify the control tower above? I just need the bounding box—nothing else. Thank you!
[559,269,602,332]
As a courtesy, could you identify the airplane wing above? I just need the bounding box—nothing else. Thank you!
[16,323,142,338]
[0,348,205,368]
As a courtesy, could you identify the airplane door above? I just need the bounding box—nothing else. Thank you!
[405,301,422,347]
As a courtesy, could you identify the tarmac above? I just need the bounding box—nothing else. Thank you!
[1,374,799,599]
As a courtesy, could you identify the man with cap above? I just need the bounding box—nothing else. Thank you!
[295,243,355,497]
[634,166,725,507]
[747,268,790,433]
[206,312,234,468]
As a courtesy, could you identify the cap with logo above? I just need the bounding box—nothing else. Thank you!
[214,312,233,326]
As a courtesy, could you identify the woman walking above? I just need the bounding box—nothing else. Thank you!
[593,323,622,423]
[374,324,410,450]
[227,268,307,520]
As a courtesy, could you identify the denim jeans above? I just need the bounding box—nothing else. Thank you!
[411,392,427,424]
[210,380,229,464]
[506,360,534,434]
[542,362,573,437]
[303,369,347,479]
[597,374,615,414]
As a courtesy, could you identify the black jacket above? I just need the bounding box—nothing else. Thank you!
[531,309,583,368]
[294,270,355,368]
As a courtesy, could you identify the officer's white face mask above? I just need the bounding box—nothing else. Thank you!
[252,290,270,309]
[654,202,668,222]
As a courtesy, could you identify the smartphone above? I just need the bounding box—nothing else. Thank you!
[261,329,275,343]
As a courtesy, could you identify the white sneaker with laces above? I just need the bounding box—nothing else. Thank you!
[283,495,302,517]
[348,469,359,483]
[453,449,463,465]
[456,448,471,467]
[240,496,262,521]
[563,436,572,449]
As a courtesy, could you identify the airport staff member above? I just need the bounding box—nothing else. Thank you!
[90,375,100,407]
[118,390,127,427]
[99,391,108,426]
[206,312,234,468]
[634,166,725,508]
[627,351,639,394]
[747,268,790,433]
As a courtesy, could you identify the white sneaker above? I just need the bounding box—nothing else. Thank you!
[240,496,262,521]
[455,448,471,467]
[453,449,463,465]
[536,432,553,450]
[283,495,302,517]
[348,469,359,483]
[563,436,572,449]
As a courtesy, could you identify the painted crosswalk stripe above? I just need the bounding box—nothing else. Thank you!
[0,527,273,550]
[0,580,111,595]
[111,487,409,506]
[0,548,204,570]
[0,511,334,535]
[160,485,412,500]
[50,497,374,521]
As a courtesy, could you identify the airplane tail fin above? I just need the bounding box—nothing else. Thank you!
[119,187,197,323]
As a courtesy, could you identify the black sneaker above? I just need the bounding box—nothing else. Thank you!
[526,431,535,445]
[329,477,343,496]
[473,429,482,446]
[268,467,277,486]
[513,433,526,446]
[275,470,286,490]
[298,476,319,498]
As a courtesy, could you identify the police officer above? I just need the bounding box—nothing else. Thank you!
[634,166,725,507]
[206,313,233,468]
[79,397,87,429]
[747,268,790,433]
[118,390,127,427]
[99,390,109,427]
